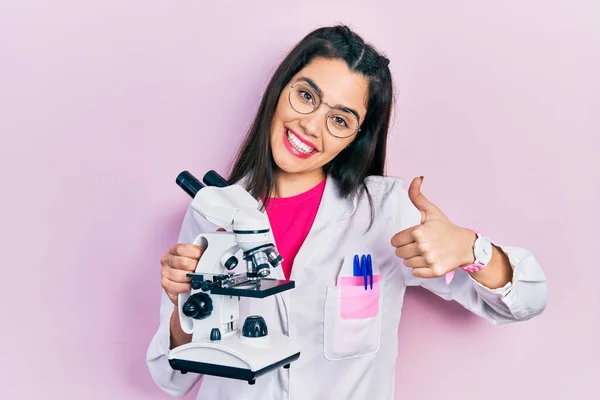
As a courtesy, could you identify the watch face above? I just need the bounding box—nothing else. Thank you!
[474,237,493,265]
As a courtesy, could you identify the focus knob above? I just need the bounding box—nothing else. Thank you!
[224,256,238,270]
[242,315,268,338]
[210,328,222,341]
[182,293,213,320]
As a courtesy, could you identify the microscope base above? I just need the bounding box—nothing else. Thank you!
[168,332,301,384]
[169,353,300,384]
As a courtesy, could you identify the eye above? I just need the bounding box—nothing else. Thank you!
[332,115,349,128]
[298,90,314,104]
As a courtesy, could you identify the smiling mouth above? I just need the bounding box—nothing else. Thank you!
[286,128,317,155]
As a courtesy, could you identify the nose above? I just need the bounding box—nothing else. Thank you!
[298,107,328,138]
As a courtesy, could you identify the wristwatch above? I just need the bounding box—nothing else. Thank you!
[461,231,493,273]
[444,230,494,284]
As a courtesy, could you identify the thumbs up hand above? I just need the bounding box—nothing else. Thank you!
[391,176,476,280]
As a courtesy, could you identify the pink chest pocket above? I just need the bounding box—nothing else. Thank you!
[323,255,384,361]
[337,275,381,319]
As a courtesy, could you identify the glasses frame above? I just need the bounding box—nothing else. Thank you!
[288,83,361,139]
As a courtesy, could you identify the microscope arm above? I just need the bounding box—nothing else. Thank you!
[189,185,270,233]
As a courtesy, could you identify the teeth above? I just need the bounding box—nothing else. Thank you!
[286,129,314,154]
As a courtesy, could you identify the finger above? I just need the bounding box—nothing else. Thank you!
[161,276,191,295]
[408,176,427,223]
[410,264,446,279]
[395,242,421,259]
[164,266,192,283]
[170,243,204,260]
[403,256,428,269]
[410,267,437,279]
[408,176,442,220]
[166,255,198,272]
[390,226,418,247]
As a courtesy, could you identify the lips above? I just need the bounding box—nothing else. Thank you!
[282,128,318,159]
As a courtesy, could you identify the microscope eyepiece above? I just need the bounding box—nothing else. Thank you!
[176,170,230,197]
[176,171,205,198]
[202,170,230,188]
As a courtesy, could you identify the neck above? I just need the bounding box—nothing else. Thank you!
[272,168,325,198]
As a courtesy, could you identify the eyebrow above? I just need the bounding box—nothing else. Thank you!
[297,76,361,122]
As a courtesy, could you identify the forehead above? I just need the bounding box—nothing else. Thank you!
[291,57,369,119]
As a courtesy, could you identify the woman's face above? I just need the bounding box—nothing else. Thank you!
[270,57,369,178]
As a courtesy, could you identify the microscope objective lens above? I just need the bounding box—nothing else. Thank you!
[253,252,271,277]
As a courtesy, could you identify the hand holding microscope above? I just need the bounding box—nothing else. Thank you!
[167,170,301,385]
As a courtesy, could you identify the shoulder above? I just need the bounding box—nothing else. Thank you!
[361,175,421,231]
[360,175,407,208]
[364,175,405,197]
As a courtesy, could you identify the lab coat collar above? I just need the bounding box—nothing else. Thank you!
[312,173,357,228]
[235,173,358,223]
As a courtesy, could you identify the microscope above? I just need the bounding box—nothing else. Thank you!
[167,170,300,385]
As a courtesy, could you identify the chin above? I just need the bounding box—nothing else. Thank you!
[272,154,313,174]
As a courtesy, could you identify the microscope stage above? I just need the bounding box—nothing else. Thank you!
[211,278,295,298]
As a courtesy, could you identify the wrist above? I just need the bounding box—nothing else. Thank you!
[169,308,192,349]
[459,228,477,267]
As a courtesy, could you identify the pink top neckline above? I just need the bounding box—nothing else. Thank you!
[268,179,327,204]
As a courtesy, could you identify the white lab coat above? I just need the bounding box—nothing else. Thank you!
[146,175,548,399]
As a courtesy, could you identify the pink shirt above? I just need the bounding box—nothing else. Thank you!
[265,179,326,280]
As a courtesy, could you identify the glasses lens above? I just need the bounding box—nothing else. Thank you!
[327,110,359,138]
[289,82,320,114]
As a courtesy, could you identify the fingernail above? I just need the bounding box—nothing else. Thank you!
[420,176,424,182]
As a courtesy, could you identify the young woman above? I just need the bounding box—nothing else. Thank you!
[147,25,548,399]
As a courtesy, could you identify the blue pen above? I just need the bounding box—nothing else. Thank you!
[367,254,373,289]
[361,255,368,290]
[353,254,360,276]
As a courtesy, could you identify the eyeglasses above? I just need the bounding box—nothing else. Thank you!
[288,82,361,139]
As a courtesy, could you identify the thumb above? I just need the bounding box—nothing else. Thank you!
[408,176,442,222]
[217,228,226,232]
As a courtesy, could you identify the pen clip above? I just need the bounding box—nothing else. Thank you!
[360,255,367,289]
[367,254,373,289]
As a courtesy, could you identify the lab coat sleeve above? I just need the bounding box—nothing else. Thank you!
[393,182,548,325]
[146,203,217,397]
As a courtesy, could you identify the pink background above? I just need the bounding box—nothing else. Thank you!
[1,1,597,399]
